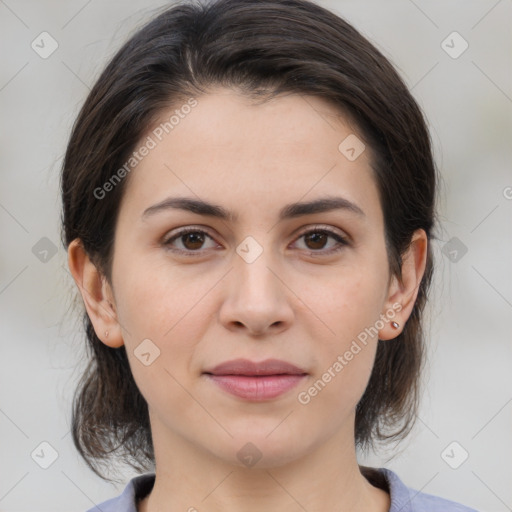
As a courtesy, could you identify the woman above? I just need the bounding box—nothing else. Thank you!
[62,0,478,510]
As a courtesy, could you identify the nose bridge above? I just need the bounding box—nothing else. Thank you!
[219,235,293,334]
[233,236,283,303]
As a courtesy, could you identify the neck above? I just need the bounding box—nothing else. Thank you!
[138,414,390,512]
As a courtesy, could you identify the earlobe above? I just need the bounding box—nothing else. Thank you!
[379,229,428,341]
[67,238,124,348]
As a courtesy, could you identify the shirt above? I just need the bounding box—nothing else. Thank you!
[86,467,479,511]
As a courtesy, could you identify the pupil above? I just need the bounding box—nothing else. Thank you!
[184,232,204,249]
[306,232,326,249]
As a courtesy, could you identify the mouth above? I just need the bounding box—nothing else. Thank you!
[202,358,308,401]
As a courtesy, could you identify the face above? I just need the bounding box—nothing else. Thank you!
[106,88,399,468]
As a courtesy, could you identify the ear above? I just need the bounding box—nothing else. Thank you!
[67,238,124,348]
[379,229,428,341]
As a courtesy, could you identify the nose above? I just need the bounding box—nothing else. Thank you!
[218,248,294,337]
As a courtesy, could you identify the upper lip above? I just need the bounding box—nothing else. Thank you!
[204,358,307,376]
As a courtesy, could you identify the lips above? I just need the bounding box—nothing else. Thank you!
[203,358,308,401]
[204,358,307,376]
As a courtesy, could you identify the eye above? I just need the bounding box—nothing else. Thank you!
[162,227,219,255]
[162,225,348,257]
[292,226,348,255]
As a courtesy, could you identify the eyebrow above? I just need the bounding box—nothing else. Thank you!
[141,195,365,222]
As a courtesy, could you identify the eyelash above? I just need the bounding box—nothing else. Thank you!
[162,225,349,257]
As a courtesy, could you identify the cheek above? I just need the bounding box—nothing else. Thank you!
[112,257,216,387]
[298,349,375,434]
[297,279,382,420]
[304,261,389,340]
[113,253,208,341]
[298,256,388,401]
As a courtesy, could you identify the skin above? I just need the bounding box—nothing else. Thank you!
[68,87,427,512]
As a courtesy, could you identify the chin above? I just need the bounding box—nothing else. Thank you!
[212,427,309,470]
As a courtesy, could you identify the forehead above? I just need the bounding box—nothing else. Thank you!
[118,88,380,224]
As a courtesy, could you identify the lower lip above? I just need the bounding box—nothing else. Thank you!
[205,374,307,401]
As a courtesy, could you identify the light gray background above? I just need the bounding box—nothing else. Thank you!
[1,0,511,511]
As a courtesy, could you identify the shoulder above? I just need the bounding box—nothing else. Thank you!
[85,473,155,512]
[87,469,479,512]
[376,467,479,512]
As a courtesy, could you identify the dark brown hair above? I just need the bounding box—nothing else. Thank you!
[61,0,436,479]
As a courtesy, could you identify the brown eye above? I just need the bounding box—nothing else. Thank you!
[303,232,329,250]
[163,226,347,257]
[181,231,205,250]
[294,227,348,255]
[163,228,219,255]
